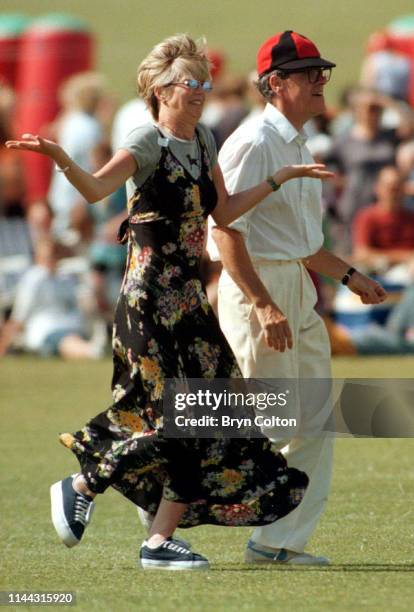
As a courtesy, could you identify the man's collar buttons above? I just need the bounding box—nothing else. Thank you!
[295,134,307,147]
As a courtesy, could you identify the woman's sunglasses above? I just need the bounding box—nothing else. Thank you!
[165,79,213,91]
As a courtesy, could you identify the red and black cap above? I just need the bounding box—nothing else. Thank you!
[257,30,336,77]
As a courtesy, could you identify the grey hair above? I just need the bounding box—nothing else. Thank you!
[255,71,279,101]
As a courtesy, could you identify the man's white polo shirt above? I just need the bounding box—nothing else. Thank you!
[208,103,324,262]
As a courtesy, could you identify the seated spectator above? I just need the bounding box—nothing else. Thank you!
[327,281,414,355]
[326,88,414,255]
[0,237,105,359]
[353,166,414,275]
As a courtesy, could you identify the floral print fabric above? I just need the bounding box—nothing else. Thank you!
[61,126,308,527]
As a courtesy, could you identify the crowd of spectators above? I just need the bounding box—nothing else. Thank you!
[2,35,414,358]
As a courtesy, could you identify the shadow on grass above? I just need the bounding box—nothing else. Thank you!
[210,563,414,572]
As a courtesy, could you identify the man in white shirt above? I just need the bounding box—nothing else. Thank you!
[211,31,386,565]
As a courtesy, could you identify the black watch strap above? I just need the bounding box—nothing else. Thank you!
[266,176,281,191]
[341,267,356,286]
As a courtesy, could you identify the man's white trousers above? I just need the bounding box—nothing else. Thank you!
[218,260,334,552]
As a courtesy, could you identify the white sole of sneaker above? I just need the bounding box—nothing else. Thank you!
[139,560,209,571]
[50,481,79,548]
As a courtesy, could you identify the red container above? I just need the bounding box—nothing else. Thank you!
[14,14,94,204]
[0,14,30,87]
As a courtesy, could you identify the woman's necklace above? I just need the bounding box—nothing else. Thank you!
[158,122,193,140]
[158,122,202,174]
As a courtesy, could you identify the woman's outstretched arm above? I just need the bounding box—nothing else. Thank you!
[210,162,334,226]
[6,134,137,203]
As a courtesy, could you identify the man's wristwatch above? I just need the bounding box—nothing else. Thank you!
[341,267,356,285]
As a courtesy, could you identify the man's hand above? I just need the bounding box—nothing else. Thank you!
[347,271,387,304]
[211,226,292,351]
[304,247,388,305]
[254,303,293,351]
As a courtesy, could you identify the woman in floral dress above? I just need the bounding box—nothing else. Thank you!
[6,34,334,570]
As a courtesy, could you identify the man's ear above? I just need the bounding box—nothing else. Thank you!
[268,72,283,95]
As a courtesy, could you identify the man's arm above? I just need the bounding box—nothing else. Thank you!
[303,247,387,304]
[212,226,293,352]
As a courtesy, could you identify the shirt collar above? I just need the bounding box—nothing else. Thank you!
[263,103,308,146]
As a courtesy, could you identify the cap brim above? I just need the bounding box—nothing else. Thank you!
[277,56,336,70]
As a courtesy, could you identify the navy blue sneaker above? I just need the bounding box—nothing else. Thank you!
[139,538,209,570]
[50,474,95,547]
[136,506,192,549]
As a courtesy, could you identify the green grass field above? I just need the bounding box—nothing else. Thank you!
[2,3,414,608]
[3,0,414,104]
[1,356,414,611]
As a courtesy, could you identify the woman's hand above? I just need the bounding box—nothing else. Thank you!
[5,136,136,203]
[211,163,334,226]
[6,134,63,163]
[273,164,335,185]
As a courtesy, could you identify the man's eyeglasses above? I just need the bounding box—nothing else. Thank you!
[277,67,332,84]
[165,79,213,91]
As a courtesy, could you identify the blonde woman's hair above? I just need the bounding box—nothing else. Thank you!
[137,34,210,120]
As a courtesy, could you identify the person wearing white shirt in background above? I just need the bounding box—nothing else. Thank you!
[210,30,387,565]
[48,73,107,241]
[111,97,151,153]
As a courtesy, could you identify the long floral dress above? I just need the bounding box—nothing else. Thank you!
[60,126,308,527]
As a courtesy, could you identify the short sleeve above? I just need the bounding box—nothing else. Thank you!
[120,123,161,172]
[218,138,267,237]
[198,123,218,168]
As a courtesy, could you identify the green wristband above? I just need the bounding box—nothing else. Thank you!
[266,176,281,191]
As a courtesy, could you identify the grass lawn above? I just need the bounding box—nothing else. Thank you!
[1,356,414,611]
[2,3,414,608]
[2,0,414,104]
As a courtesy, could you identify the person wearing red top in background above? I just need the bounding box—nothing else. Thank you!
[353,166,414,274]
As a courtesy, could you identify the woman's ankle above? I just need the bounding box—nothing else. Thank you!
[146,534,168,548]
[72,474,97,499]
